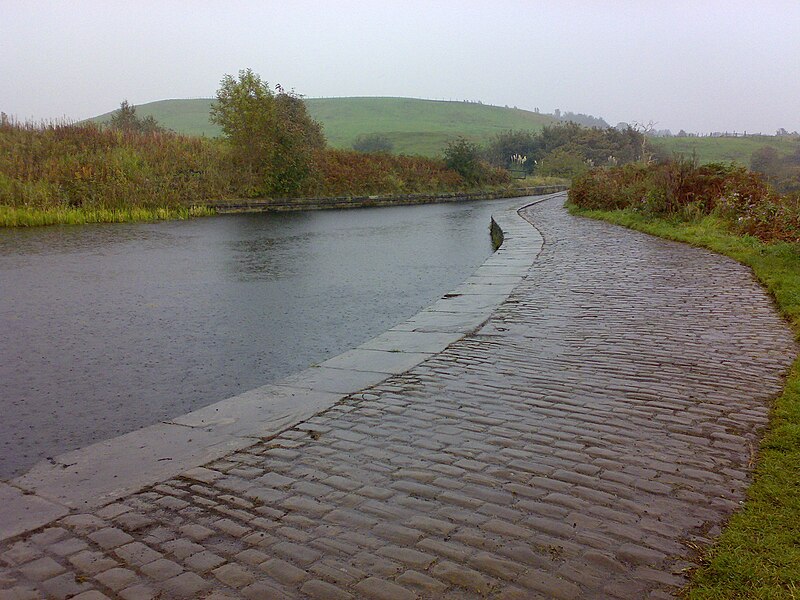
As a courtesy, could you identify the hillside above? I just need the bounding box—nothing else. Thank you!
[90,97,557,156]
[650,135,799,166]
[90,97,798,165]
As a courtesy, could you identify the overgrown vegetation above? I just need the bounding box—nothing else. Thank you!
[0,71,512,227]
[108,100,167,134]
[482,122,652,179]
[210,69,325,196]
[444,137,506,185]
[0,119,230,214]
[570,157,799,243]
[569,159,800,598]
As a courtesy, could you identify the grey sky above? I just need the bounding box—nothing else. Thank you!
[2,1,798,134]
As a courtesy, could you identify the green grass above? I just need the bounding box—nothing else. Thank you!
[89,97,556,157]
[89,99,800,165]
[651,135,799,166]
[0,204,216,227]
[569,205,800,599]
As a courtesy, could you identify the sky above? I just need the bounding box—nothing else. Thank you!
[2,1,799,134]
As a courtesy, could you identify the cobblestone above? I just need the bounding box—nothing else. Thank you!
[1,195,796,598]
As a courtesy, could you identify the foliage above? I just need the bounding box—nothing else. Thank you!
[108,100,167,134]
[352,133,394,153]
[210,69,325,195]
[536,148,589,178]
[482,122,649,179]
[0,116,511,226]
[569,206,800,599]
[306,149,465,196]
[443,137,508,185]
[0,119,231,211]
[482,130,540,172]
[557,111,609,128]
[570,158,800,243]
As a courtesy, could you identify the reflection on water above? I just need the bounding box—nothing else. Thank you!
[0,197,525,478]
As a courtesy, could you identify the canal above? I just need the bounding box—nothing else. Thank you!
[0,197,525,479]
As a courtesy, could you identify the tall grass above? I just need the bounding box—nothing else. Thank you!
[0,119,231,211]
[0,205,215,227]
[1,119,510,227]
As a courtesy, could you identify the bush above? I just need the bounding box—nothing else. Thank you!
[570,158,799,243]
[352,134,394,154]
[210,69,325,196]
[536,148,590,178]
[108,101,167,134]
[443,138,508,186]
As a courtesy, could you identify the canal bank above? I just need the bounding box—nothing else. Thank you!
[1,192,562,541]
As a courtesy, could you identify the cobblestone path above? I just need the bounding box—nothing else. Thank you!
[1,197,796,599]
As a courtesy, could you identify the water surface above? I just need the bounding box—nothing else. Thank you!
[0,198,524,478]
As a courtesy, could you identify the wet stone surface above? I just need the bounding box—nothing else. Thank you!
[1,196,796,599]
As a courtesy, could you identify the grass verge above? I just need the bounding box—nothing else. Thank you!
[0,205,216,227]
[569,205,800,599]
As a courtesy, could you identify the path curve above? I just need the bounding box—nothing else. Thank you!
[1,195,796,599]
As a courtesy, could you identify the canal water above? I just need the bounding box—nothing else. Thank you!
[0,197,526,479]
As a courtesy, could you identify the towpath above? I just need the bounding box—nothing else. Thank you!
[1,194,796,599]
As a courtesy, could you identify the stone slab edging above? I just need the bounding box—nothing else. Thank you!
[0,191,565,543]
[211,185,568,213]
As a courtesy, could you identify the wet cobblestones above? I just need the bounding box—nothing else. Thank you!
[1,197,796,599]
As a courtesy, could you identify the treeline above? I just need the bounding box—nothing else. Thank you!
[570,157,799,243]
[480,122,651,178]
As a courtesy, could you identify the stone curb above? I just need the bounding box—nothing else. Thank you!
[212,185,568,213]
[0,191,566,542]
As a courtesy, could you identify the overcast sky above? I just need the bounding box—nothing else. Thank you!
[2,1,798,134]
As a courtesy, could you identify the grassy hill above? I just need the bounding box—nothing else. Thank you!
[651,135,799,166]
[90,97,556,156]
[90,97,798,165]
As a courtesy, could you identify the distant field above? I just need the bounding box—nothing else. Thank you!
[651,135,799,166]
[90,97,556,156]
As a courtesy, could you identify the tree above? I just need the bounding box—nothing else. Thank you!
[535,148,589,178]
[210,69,325,195]
[443,138,484,183]
[108,100,165,134]
[483,130,540,172]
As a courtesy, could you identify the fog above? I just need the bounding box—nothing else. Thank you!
[2,0,798,134]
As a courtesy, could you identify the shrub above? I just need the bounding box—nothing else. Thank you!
[352,134,394,154]
[569,158,799,243]
[210,69,325,196]
[443,138,508,186]
[108,100,167,134]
